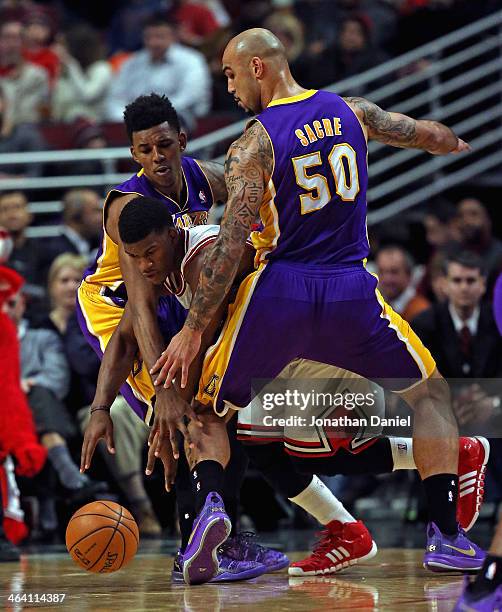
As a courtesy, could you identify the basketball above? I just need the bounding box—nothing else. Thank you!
[66,501,139,574]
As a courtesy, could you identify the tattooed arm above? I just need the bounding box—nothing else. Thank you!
[197,160,228,203]
[150,121,273,388]
[345,97,469,154]
[188,122,272,331]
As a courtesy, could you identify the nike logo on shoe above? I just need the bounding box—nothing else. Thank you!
[444,544,476,557]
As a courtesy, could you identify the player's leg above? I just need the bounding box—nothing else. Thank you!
[218,422,291,573]
[455,519,502,611]
[243,440,376,576]
[180,407,257,585]
[307,272,485,572]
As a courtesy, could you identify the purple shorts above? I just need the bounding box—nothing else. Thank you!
[197,261,436,415]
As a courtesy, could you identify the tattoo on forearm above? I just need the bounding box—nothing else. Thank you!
[345,96,457,152]
[186,122,273,332]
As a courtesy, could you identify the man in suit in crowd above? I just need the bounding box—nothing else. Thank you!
[412,250,502,380]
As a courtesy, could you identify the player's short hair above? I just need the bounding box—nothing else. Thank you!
[444,250,486,277]
[123,93,180,142]
[118,196,174,244]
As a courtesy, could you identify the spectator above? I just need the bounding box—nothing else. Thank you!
[22,11,60,86]
[310,14,389,91]
[376,245,430,321]
[107,0,166,54]
[263,8,306,80]
[0,84,46,178]
[51,24,112,123]
[4,282,105,538]
[106,12,211,130]
[47,254,161,537]
[0,20,50,125]
[412,251,502,379]
[56,119,110,177]
[0,191,46,310]
[416,199,460,301]
[173,0,221,48]
[423,199,459,252]
[456,197,502,290]
[44,189,103,266]
[428,251,448,304]
[0,263,47,558]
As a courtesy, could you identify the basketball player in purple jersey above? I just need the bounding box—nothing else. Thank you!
[153,29,483,576]
[78,94,282,583]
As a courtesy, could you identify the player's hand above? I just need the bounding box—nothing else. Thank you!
[450,138,471,154]
[147,388,202,460]
[145,431,178,492]
[150,326,202,389]
[80,410,115,473]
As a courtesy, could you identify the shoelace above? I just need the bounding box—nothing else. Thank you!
[311,528,338,559]
[220,531,266,560]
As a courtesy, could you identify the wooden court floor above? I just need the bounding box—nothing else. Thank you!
[0,548,465,611]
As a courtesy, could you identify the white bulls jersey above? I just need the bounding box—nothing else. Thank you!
[164,224,220,309]
[164,224,254,309]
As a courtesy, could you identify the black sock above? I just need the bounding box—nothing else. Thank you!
[244,442,312,498]
[191,460,224,513]
[469,555,502,598]
[422,473,458,536]
[176,448,195,553]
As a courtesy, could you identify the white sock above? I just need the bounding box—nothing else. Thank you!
[390,437,416,470]
[288,475,355,525]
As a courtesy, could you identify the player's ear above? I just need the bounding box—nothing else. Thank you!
[179,132,187,152]
[251,57,264,79]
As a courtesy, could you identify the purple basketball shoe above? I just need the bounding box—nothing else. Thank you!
[423,522,485,573]
[219,532,290,572]
[454,576,502,611]
[172,549,267,583]
[182,492,231,585]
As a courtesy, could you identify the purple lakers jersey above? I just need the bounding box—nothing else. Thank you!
[84,156,213,289]
[251,90,369,265]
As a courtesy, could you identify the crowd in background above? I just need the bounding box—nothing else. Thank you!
[0,0,501,548]
[0,0,500,150]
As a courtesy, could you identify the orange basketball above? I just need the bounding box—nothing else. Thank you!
[66,500,139,573]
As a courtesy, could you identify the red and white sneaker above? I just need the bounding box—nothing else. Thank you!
[288,520,377,576]
[457,436,490,532]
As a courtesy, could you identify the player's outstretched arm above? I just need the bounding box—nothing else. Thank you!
[151,122,272,388]
[345,97,470,155]
[81,305,138,472]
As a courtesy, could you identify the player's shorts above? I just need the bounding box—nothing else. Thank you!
[77,280,186,424]
[197,261,436,416]
[237,358,385,457]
